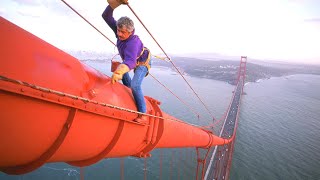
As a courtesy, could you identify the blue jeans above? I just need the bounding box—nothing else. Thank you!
[122,65,149,113]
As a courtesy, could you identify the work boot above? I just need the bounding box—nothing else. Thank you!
[133,115,148,124]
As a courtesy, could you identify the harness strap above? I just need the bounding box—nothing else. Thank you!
[135,47,151,77]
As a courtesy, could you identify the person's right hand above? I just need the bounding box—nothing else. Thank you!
[118,0,128,4]
[107,0,128,9]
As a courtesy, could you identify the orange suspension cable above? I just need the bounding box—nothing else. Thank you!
[169,150,174,180]
[144,158,147,180]
[149,73,201,119]
[0,14,242,177]
[159,150,163,180]
[120,158,124,180]
[178,149,181,180]
[185,149,189,180]
[127,4,216,120]
[201,109,228,130]
[202,79,238,130]
[80,167,84,180]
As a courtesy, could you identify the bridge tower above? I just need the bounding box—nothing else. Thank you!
[238,56,247,83]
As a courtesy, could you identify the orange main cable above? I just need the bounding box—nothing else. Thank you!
[0,17,231,175]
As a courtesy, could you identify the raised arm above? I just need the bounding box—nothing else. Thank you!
[102,5,117,37]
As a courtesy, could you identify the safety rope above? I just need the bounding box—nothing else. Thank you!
[127,4,216,120]
[60,0,203,120]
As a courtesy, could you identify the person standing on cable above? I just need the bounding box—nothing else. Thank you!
[102,0,151,124]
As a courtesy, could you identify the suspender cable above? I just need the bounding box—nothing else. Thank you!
[149,74,201,119]
[127,4,216,120]
[159,149,163,180]
[144,158,147,180]
[80,167,84,180]
[120,158,124,180]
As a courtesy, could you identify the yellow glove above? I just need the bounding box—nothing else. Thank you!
[107,0,128,9]
[111,63,130,84]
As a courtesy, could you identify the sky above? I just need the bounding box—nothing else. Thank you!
[1,0,320,64]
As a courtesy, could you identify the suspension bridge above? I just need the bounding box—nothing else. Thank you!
[0,1,247,179]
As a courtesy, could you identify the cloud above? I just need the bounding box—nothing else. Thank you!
[17,9,41,18]
[11,0,41,6]
[7,0,76,19]
[0,7,6,16]
[304,18,320,23]
[2,0,320,64]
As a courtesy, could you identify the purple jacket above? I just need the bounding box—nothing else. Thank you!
[102,5,149,70]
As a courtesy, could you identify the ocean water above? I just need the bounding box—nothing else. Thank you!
[231,74,320,180]
[1,61,320,180]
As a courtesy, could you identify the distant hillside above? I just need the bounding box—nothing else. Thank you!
[74,50,320,85]
[152,56,320,85]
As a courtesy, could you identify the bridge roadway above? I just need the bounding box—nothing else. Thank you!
[204,77,245,180]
